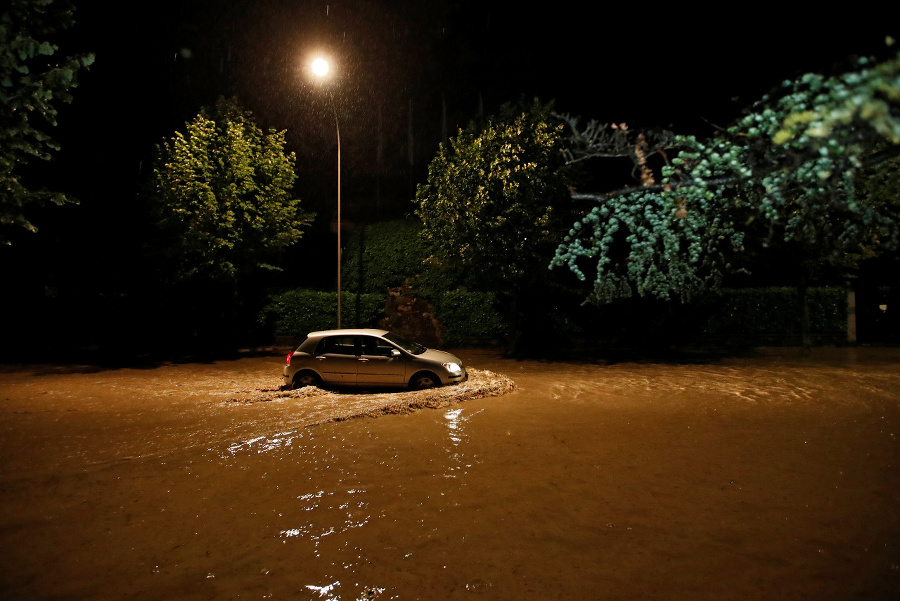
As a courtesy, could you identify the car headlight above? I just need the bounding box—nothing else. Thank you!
[443,362,462,374]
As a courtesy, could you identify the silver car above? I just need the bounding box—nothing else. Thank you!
[283,328,467,390]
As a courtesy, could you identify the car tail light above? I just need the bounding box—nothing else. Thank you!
[286,353,292,365]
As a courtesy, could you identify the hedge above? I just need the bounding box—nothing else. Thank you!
[702,286,848,345]
[261,286,850,348]
[434,290,506,346]
[341,219,431,294]
[260,289,384,337]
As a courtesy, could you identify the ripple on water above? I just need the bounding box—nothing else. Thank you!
[305,581,387,600]
[465,578,492,593]
[222,429,305,457]
[540,362,898,407]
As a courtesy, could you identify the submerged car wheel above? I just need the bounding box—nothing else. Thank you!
[410,372,439,390]
[293,371,322,389]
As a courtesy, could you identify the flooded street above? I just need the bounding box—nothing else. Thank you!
[1,348,899,600]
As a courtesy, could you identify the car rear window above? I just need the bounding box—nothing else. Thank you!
[317,336,357,356]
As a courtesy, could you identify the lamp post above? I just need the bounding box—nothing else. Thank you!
[311,57,342,329]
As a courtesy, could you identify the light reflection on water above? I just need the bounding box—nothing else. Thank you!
[3,349,900,601]
[443,407,482,480]
[306,580,386,601]
[224,429,304,456]
[200,357,900,600]
[220,407,483,599]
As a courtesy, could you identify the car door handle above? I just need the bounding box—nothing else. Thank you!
[357,358,369,362]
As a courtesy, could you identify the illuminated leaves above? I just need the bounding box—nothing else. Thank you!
[553,52,900,304]
[415,101,569,289]
[153,98,313,281]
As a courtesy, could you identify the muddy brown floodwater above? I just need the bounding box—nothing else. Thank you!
[1,348,899,600]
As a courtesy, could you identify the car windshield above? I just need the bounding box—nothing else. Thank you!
[383,333,427,355]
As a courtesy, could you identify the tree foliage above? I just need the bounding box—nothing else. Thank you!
[854,144,900,232]
[415,100,570,291]
[0,0,93,241]
[552,50,900,304]
[153,97,314,282]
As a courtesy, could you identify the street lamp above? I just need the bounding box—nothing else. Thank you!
[311,56,342,329]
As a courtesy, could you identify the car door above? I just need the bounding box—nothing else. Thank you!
[356,335,407,386]
[313,335,360,385]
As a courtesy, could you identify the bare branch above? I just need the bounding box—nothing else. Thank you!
[554,112,679,170]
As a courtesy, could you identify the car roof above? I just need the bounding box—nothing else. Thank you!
[307,328,390,338]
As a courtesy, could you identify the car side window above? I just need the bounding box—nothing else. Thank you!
[361,336,395,357]
[318,336,358,356]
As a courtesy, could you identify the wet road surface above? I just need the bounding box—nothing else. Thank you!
[1,348,898,600]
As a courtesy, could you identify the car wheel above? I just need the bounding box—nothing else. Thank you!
[410,372,438,390]
[293,371,322,389]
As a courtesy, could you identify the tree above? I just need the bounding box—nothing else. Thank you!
[551,51,900,312]
[153,97,314,283]
[415,100,572,350]
[0,0,93,241]
[854,145,900,238]
[415,100,570,290]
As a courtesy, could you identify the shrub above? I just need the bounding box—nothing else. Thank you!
[341,219,432,294]
[260,289,384,337]
[435,290,506,346]
[703,287,847,345]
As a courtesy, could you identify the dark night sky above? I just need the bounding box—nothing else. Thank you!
[3,0,898,308]
[45,2,900,196]
[49,1,897,197]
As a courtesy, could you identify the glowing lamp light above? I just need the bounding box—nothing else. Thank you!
[311,57,330,78]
